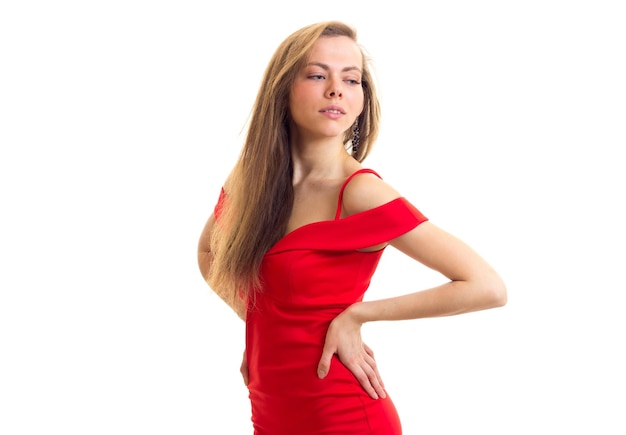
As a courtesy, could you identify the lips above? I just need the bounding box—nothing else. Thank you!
[319,105,346,114]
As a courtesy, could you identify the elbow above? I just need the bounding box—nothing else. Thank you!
[197,251,212,283]
[486,274,507,308]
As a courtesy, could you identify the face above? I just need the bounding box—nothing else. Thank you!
[288,36,364,143]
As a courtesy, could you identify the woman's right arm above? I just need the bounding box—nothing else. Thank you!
[197,213,247,320]
[199,213,249,385]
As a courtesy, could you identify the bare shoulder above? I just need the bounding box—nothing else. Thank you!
[341,170,402,217]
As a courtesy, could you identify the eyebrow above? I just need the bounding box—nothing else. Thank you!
[306,62,362,74]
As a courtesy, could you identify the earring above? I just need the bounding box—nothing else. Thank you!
[352,121,360,155]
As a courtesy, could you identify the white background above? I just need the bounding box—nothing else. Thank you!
[1,1,624,434]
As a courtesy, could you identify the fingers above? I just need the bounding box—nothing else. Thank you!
[345,355,386,400]
[363,343,385,390]
[317,348,334,379]
[332,347,386,400]
[362,351,386,399]
[240,365,249,386]
[318,312,386,399]
[240,351,249,386]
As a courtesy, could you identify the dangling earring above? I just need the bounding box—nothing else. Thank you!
[351,121,360,156]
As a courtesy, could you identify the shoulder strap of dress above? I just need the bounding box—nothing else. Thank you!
[334,168,382,220]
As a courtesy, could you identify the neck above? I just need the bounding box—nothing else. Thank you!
[290,137,353,184]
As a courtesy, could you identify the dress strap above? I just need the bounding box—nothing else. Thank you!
[334,168,382,220]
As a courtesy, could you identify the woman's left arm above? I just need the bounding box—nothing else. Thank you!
[354,221,507,322]
[317,174,507,399]
[318,222,506,398]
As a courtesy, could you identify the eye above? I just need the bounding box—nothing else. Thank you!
[345,79,362,85]
[308,74,325,80]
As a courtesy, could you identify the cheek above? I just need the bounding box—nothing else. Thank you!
[288,86,305,110]
[287,91,299,119]
[291,85,312,104]
[287,96,307,128]
[288,86,315,117]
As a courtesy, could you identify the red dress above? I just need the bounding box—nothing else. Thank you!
[215,169,428,434]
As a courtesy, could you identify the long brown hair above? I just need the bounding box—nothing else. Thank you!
[208,21,382,305]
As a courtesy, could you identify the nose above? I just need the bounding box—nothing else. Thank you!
[326,78,342,98]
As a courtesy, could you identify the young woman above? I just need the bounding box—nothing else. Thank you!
[197,20,507,435]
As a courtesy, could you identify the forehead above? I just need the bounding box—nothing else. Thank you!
[306,36,363,68]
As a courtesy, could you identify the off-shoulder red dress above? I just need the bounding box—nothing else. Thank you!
[214,169,428,434]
